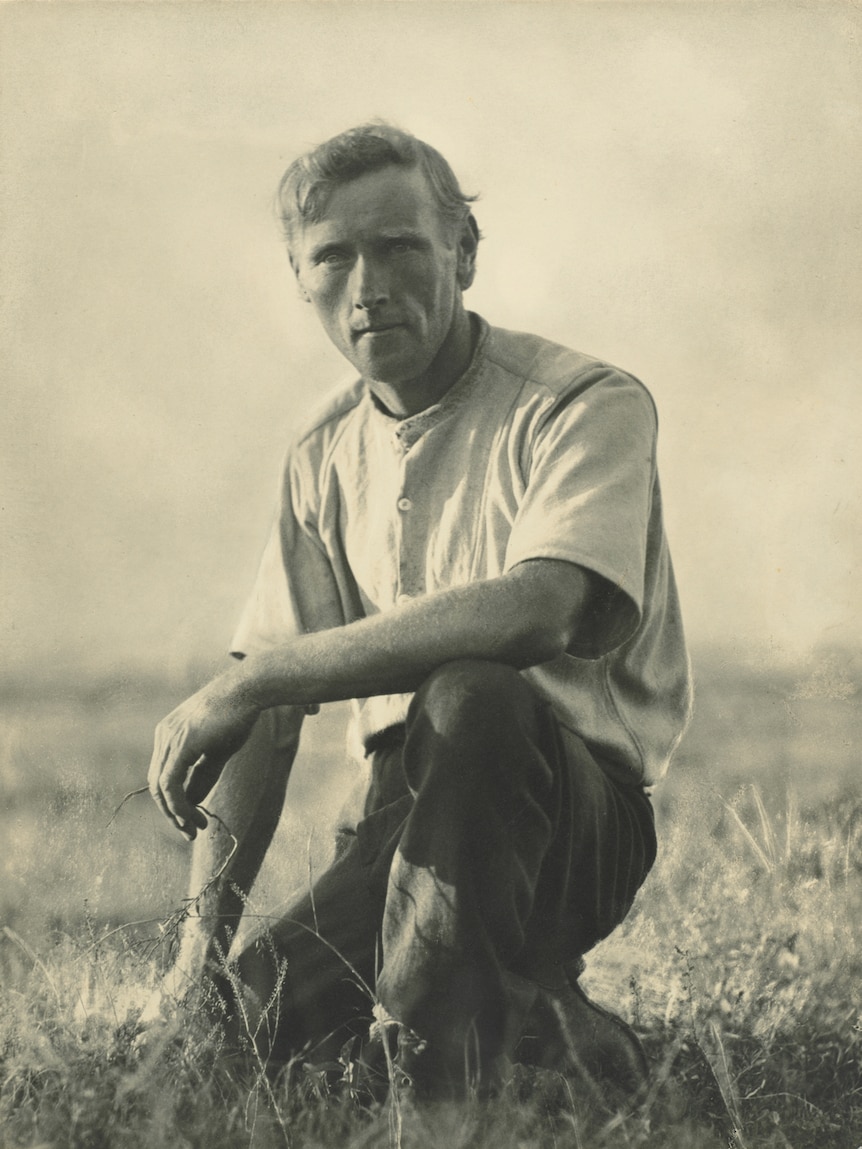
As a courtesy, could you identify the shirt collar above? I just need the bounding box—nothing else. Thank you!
[364,314,490,448]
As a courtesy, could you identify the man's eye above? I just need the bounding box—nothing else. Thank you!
[319,250,348,266]
[388,240,413,254]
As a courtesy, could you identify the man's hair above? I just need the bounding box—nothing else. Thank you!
[276,122,479,258]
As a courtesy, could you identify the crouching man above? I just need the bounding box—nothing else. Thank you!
[146,123,692,1102]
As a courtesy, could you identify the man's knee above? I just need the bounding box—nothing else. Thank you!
[403,660,554,805]
[409,659,536,737]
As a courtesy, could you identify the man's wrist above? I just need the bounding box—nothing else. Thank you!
[224,647,297,713]
[215,657,270,718]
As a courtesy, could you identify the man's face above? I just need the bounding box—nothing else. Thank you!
[293,165,471,386]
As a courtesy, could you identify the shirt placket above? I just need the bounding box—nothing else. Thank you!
[393,420,427,606]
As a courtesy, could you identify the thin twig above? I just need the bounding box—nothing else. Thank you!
[149,809,238,955]
[106,785,149,828]
[195,806,239,887]
[101,788,238,956]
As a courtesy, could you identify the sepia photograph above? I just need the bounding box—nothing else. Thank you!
[2,4,860,1147]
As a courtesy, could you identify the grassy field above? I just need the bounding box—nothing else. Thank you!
[0,649,860,1148]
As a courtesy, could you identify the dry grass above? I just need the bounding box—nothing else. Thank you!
[0,650,860,1148]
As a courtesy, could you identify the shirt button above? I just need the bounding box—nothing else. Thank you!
[397,496,412,512]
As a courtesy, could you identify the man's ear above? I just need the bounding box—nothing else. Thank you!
[456,214,480,292]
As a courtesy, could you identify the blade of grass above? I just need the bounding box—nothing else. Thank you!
[699,1020,747,1149]
[751,785,778,868]
[719,796,774,874]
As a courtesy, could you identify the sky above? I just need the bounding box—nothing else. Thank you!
[2,2,860,684]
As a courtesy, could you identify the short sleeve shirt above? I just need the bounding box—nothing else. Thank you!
[231,316,692,787]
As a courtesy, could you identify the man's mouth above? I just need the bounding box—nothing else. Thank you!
[353,322,403,337]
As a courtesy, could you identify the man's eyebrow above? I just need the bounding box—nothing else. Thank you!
[379,228,428,243]
[307,240,344,261]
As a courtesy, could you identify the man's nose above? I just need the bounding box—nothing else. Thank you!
[351,254,389,310]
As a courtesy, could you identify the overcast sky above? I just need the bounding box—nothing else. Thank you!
[2,3,860,682]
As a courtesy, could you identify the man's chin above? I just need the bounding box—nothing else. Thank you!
[352,352,432,389]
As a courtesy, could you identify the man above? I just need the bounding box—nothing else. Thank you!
[146,123,692,1102]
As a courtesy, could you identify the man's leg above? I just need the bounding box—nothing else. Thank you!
[373,660,563,1093]
[511,716,657,1103]
[140,706,299,1023]
[221,832,387,1066]
[372,659,656,1097]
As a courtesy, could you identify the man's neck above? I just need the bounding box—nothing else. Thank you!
[367,310,477,419]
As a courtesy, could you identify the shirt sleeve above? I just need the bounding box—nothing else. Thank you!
[504,367,657,658]
[230,449,348,657]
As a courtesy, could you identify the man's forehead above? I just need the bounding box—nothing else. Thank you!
[303,165,442,236]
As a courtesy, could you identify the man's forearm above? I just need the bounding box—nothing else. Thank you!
[235,559,595,711]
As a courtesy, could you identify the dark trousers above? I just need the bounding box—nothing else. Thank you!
[230,660,656,1078]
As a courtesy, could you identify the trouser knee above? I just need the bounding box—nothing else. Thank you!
[409,659,537,740]
[404,659,553,803]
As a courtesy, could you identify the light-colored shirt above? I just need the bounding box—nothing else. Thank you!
[231,316,692,787]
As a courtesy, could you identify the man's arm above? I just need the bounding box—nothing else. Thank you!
[149,558,606,838]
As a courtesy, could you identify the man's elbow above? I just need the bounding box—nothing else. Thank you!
[506,619,571,669]
[498,559,602,668]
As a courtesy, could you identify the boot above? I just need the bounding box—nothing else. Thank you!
[517,970,649,1109]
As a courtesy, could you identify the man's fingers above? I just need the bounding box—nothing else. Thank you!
[148,777,176,830]
[148,722,208,838]
[148,727,180,829]
[150,774,206,840]
[161,754,208,837]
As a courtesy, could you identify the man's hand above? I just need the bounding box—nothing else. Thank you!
[148,671,262,840]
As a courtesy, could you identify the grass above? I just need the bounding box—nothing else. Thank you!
[0,649,860,1148]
